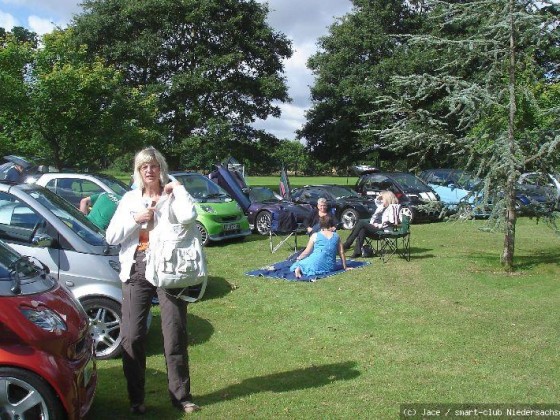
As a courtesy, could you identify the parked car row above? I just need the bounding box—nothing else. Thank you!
[419,168,560,217]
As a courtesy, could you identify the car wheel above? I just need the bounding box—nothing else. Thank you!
[196,222,210,246]
[81,297,122,360]
[340,208,359,230]
[0,367,64,420]
[255,211,272,235]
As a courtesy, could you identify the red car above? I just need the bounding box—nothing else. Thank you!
[0,240,97,419]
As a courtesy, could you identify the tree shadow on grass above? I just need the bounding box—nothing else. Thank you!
[196,361,360,407]
[470,250,560,270]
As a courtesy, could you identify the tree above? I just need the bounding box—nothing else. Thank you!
[0,28,159,169]
[272,140,308,175]
[366,0,560,270]
[299,0,425,170]
[71,0,292,163]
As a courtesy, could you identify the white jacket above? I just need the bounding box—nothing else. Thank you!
[370,203,400,228]
[106,185,197,282]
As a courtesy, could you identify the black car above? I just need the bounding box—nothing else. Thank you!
[291,184,377,229]
[354,170,442,222]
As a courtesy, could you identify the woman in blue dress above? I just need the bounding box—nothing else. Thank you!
[290,215,348,279]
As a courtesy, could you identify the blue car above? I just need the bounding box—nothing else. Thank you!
[418,169,490,218]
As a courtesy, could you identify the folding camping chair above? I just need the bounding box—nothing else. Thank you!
[365,207,412,262]
[269,210,300,254]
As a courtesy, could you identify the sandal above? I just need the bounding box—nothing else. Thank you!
[179,402,201,413]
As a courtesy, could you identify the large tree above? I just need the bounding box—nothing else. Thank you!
[299,0,425,170]
[367,0,560,270]
[0,28,158,169]
[72,0,292,165]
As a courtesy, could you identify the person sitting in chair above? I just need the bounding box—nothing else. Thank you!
[290,215,347,279]
[342,190,400,258]
[303,197,338,234]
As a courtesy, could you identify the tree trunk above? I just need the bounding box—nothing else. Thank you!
[501,0,517,271]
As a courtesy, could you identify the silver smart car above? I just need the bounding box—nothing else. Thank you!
[0,181,123,359]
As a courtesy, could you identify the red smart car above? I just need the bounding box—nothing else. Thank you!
[0,240,97,419]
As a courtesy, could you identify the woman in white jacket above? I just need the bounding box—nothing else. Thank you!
[106,147,200,415]
[342,190,400,257]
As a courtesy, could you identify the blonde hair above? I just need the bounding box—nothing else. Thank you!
[380,190,398,206]
[132,146,169,190]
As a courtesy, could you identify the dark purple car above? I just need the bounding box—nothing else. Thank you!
[208,164,313,235]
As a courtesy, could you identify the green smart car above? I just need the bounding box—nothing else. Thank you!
[169,172,251,245]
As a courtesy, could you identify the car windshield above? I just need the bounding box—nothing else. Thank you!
[172,173,231,201]
[326,185,360,199]
[449,171,481,191]
[28,187,106,246]
[249,187,280,202]
[390,173,432,191]
[0,240,40,280]
[95,174,130,196]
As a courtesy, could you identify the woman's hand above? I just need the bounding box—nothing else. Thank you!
[164,181,182,195]
[134,204,156,225]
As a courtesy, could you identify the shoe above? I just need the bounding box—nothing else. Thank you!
[175,402,201,413]
[130,403,147,415]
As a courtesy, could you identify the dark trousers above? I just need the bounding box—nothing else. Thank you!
[121,251,192,407]
[344,220,382,251]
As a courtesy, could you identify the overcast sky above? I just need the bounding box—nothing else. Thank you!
[0,0,353,140]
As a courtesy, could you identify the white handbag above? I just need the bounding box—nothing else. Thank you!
[147,196,207,302]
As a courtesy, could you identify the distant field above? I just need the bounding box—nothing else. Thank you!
[109,172,359,192]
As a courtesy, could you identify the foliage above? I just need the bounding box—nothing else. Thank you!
[72,0,292,162]
[88,217,560,419]
[299,0,425,170]
[0,28,160,169]
[364,0,560,269]
[272,140,310,175]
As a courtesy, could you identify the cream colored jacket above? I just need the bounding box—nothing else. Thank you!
[105,185,197,282]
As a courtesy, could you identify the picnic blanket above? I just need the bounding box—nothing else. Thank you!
[246,251,370,282]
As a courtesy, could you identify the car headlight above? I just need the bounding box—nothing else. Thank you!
[200,205,216,214]
[20,306,67,333]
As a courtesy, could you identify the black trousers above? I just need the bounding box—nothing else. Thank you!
[121,251,192,407]
[344,220,383,251]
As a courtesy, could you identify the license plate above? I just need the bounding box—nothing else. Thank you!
[223,223,239,231]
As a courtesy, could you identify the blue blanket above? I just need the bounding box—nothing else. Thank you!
[246,252,370,282]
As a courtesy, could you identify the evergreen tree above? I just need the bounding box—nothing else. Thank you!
[366,0,560,270]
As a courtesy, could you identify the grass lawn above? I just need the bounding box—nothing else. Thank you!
[86,215,559,419]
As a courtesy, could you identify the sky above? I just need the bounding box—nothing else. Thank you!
[0,0,353,141]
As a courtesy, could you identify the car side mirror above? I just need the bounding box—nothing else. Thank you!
[32,233,54,248]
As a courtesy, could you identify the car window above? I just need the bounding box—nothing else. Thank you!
[0,193,44,244]
[327,185,359,198]
[365,175,392,191]
[249,187,279,202]
[390,173,431,191]
[174,174,229,200]
[44,178,83,207]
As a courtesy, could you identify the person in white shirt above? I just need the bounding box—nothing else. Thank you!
[342,190,400,257]
[106,146,201,415]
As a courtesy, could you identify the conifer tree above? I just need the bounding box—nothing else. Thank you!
[367,0,560,270]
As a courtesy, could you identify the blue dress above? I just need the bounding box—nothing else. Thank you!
[290,231,340,276]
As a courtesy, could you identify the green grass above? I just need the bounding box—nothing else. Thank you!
[86,217,560,419]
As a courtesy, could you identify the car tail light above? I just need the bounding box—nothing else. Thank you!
[20,306,67,334]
